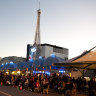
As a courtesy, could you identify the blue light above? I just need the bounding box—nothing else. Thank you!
[38,71,42,73]
[29,58,33,61]
[31,47,36,52]
[10,61,13,64]
[50,54,56,58]
[2,63,4,66]
[33,71,50,76]
[39,56,42,59]
[59,70,65,73]
[33,71,37,74]
[45,71,50,76]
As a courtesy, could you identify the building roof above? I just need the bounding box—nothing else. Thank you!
[41,43,68,50]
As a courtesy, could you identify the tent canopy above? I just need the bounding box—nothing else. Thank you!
[54,46,96,70]
[43,56,64,66]
[0,62,17,71]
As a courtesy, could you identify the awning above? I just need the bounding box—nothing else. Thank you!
[54,61,96,69]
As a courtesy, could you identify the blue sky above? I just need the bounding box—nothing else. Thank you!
[0,0,96,58]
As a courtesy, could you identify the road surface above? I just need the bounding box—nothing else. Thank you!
[0,85,87,96]
[0,85,60,96]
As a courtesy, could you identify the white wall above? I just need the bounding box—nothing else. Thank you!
[41,45,68,59]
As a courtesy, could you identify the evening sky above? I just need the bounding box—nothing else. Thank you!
[0,0,96,58]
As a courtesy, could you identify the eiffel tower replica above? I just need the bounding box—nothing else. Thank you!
[33,9,41,59]
[26,9,41,60]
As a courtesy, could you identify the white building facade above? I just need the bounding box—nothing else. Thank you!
[41,43,68,60]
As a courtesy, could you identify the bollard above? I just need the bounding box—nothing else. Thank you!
[1,82,3,85]
[20,86,22,90]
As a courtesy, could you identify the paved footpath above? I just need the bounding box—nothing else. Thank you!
[0,85,62,96]
[0,85,88,96]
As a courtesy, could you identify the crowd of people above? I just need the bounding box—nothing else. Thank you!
[0,72,96,96]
